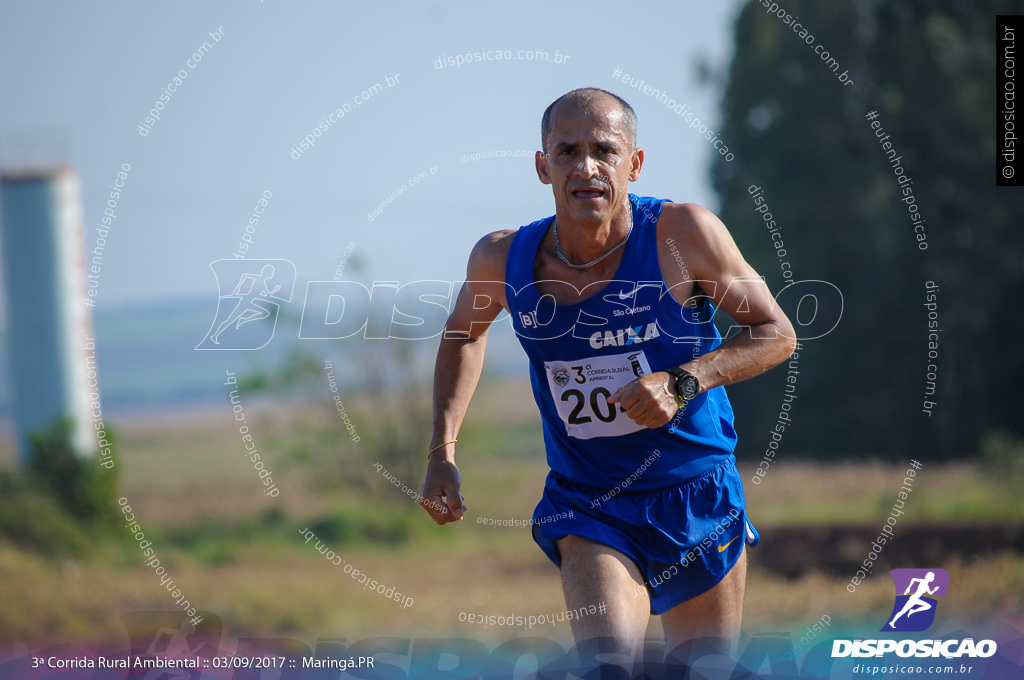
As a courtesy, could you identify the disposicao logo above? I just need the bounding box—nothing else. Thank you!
[196,259,296,350]
[882,568,948,632]
[831,568,998,659]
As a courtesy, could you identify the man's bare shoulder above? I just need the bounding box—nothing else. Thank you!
[659,202,728,238]
[468,228,518,281]
[658,202,738,262]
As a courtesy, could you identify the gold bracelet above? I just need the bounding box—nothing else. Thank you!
[427,439,458,458]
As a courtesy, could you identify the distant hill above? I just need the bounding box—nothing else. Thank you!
[0,297,527,421]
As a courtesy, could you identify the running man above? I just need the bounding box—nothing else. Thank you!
[420,88,796,661]
[888,572,939,628]
[210,264,281,344]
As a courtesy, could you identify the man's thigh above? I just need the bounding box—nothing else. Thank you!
[556,535,650,656]
[660,548,747,655]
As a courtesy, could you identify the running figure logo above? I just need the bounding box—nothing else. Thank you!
[196,259,296,350]
[881,568,949,632]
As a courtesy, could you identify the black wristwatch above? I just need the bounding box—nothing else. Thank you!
[665,366,700,405]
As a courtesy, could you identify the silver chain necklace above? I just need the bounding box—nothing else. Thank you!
[553,208,634,270]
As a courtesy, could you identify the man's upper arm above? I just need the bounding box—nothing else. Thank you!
[443,229,516,341]
[663,203,794,340]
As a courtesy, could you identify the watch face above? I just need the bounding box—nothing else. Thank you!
[667,367,699,401]
[678,375,698,400]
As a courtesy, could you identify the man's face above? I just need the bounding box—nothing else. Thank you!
[536,99,642,226]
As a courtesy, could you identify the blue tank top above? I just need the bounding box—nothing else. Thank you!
[504,194,737,491]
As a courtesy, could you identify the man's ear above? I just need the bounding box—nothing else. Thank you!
[629,147,644,182]
[536,150,551,184]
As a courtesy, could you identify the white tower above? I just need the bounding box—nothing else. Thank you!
[0,154,96,463]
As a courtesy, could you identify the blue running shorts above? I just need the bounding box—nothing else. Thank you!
[531,457,758,615]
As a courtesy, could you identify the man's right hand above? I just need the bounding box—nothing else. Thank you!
[420,457,467,525]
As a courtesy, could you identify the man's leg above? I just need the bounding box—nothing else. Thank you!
[660,549,746,657]
[557,534,650,657]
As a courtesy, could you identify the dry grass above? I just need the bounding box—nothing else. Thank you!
[737,459,1023,524]
[2,529,1020,647]
[0,377,1021,647]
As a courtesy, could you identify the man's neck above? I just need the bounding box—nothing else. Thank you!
[552,200,633,265]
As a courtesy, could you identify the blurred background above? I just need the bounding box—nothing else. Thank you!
[0,0,1021,662]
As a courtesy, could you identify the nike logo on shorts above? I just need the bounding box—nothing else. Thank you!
[717,536,739,553]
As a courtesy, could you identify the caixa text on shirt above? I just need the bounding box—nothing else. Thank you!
[295,278,841,342]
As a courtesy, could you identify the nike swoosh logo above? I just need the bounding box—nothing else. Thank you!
[718,536,739,553]
[615,283,654,300]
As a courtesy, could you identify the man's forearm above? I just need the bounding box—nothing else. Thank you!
[429,333,489,461]
[681,323,796,393]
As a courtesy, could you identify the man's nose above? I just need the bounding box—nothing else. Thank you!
[575,154,599,177]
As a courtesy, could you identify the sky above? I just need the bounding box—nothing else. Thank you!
[0,0,743,311]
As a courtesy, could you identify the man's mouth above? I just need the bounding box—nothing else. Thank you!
[572,187,606,200]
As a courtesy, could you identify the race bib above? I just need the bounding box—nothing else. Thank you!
[544,350,653,439]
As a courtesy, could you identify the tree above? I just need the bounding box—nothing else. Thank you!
[711,0,1023,459]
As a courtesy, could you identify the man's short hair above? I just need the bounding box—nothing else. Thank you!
[541,88,637,152]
